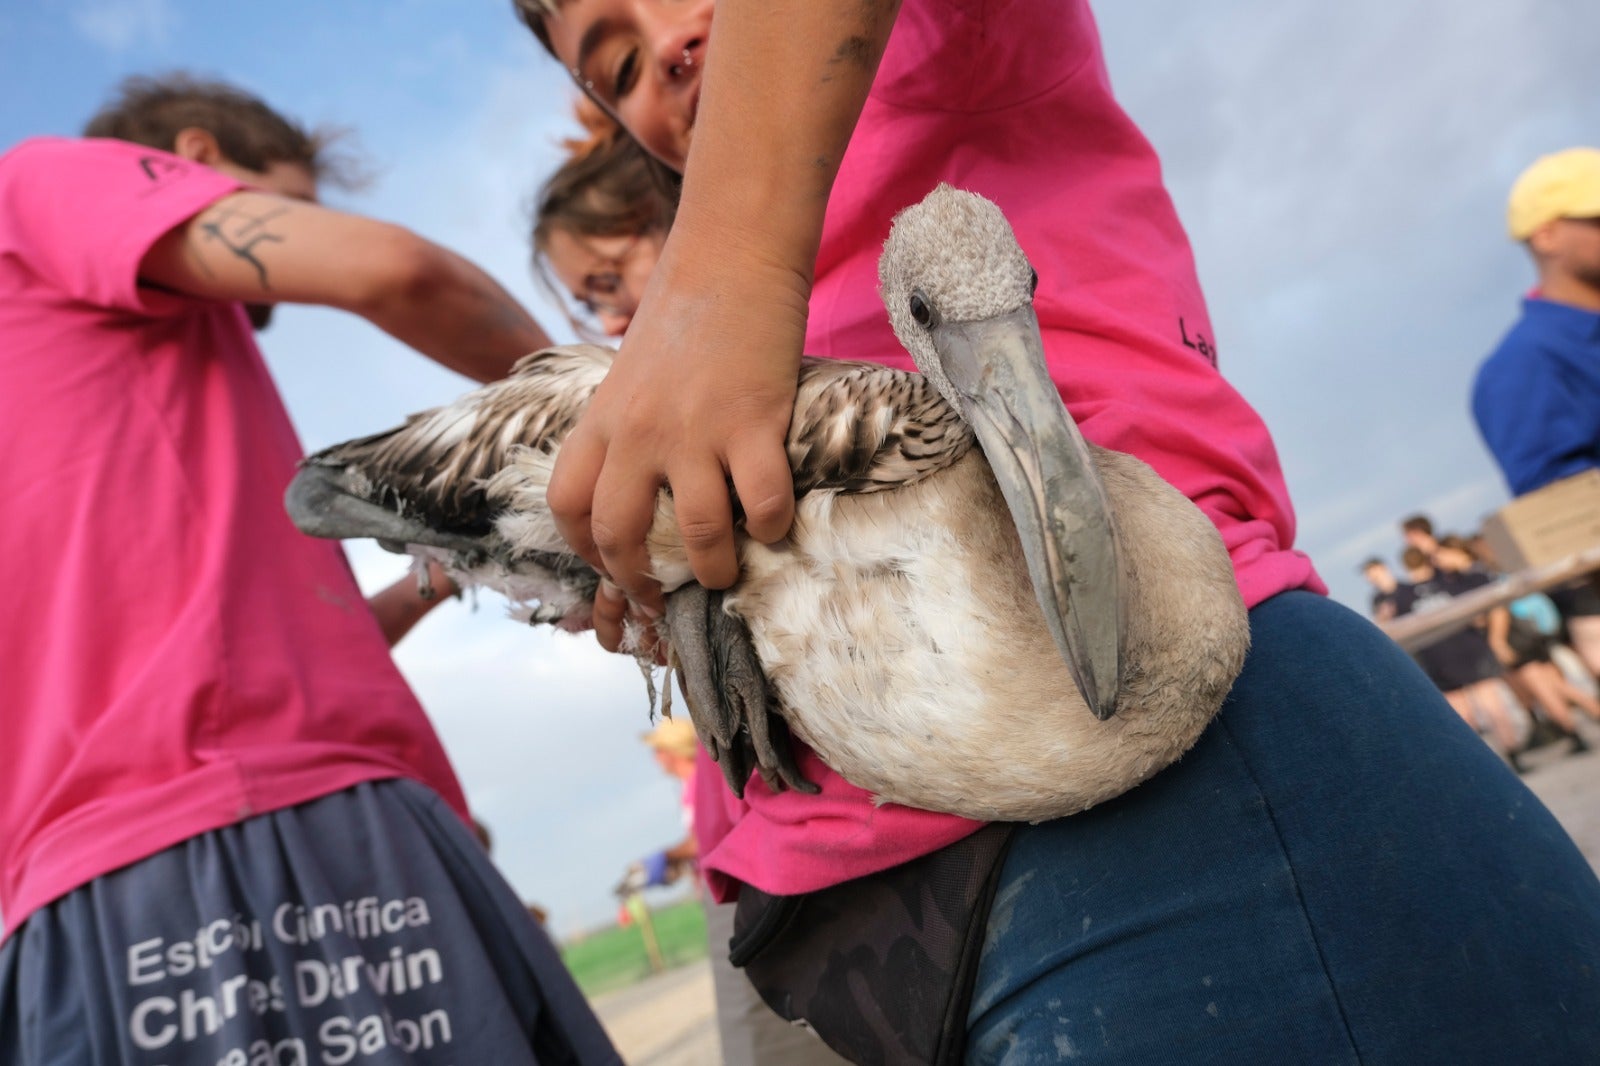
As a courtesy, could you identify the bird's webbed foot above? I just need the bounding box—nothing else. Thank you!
[664,585,817,798]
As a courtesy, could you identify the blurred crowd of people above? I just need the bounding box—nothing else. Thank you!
[1362,514,1600,771]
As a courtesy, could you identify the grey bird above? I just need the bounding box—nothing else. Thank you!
[286,185,1248,822]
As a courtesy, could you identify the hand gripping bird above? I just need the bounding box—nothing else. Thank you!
[286,185,1249,823]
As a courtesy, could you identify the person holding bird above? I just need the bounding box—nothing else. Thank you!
[511,1,1600,1061]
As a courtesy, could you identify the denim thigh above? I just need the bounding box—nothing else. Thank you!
[967,591,1600,1065]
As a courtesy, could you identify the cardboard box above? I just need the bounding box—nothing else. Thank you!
[1480,469,1600,571]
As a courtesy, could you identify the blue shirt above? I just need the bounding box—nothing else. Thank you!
[1473,297,1600,496]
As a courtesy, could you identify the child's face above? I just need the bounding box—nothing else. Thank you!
[543,0,714,172]
[543,227,664,337]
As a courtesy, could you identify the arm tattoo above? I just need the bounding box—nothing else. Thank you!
[193,202,292,291]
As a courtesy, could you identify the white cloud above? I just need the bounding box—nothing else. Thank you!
[70,0,175,52]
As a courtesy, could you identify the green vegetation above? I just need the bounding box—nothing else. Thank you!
[561,897,709,998]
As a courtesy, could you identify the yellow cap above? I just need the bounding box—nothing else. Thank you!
[1507,147,1600,240]
[639,716,699,759]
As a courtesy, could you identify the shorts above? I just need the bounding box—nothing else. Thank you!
[0,779,619,1066]
[1548,577,1600,619]
[1413,629,1501,691]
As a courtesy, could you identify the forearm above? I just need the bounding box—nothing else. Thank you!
[543,0,903,605]
[141,192,550,384]
[664,835,698,864]
[352,241,552,383]
[368,562,456,647]
[674,0,903,284]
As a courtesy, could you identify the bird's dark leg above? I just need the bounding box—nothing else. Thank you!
[664,585,816,797]
[665,585,754,792]
[708,594,816,795]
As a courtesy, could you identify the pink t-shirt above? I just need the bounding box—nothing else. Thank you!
[0,137,469,937]
[697,0,1324,901]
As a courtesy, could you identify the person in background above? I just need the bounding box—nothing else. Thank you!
[1400,513,1443,562]
[627,716,851,1066]
[531,100,674,339]
[1473,147,1600,680]
[0,73,616,1063]
[1437,537,1599,754]
[1471,528,1600,687]
[1361,556,1413,622]
[1398,546,1528,764]
[622,717,702,891]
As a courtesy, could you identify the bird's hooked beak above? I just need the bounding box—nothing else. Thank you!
[285,465,485,557]
[936,305,1125,720]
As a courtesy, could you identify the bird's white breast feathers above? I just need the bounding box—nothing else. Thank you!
[724,448,1247,822]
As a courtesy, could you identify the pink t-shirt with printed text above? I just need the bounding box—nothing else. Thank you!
[0,137,469,937]
[697,0,1324,901]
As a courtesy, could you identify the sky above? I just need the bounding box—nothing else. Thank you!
[4,0,1599,937]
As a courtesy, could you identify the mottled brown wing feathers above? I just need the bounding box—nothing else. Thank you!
[300,345,611,533]
[300,347,971,535]
[788,358,973,497]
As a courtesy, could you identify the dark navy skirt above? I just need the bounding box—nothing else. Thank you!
[0,780,619,1065]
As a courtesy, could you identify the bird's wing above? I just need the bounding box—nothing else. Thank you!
[297,345,613,535]
[288,349,968,548]
[789,359,974,497]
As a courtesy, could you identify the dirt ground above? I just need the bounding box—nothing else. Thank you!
[589,955,719,1065]
[591,744,1600,1065]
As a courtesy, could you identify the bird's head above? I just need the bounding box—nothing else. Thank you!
[879,184,1038,412]
[876,184,1124,721]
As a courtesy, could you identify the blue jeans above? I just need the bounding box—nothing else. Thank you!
[967,591,1600,1064]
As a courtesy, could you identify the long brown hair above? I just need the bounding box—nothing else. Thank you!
[84,72,361,188]
[533,122,676,251]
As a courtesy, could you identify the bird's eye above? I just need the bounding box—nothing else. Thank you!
[1028,268,1039,296]
[908,290,936,329]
